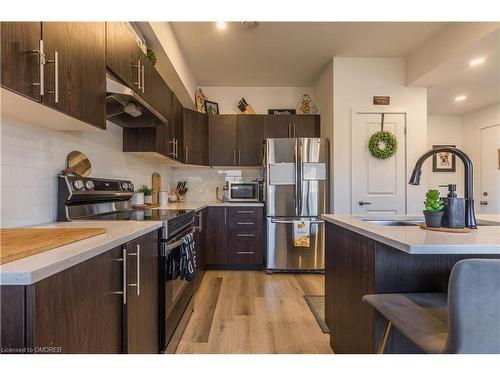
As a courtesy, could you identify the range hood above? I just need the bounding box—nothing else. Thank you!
[106,73,168,127]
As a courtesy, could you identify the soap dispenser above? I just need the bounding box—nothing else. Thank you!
[440,184,465,229]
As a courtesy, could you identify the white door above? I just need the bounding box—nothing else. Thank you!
[479,125,500,214]
[351,112,406,215]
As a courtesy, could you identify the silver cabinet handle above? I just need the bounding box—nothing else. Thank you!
[31,39,45,97]
[237,251,255,254]
[237,234,255,237]
[238,149,241,165]
[224,207,227,225]
[133,59,141,90]
[169,139,176,157]
[237,210,254,214]
[197,211,203,232]
[237,222,255,225]
[185,145,189,164]
[233,149,237,164]
[141,64,145,93]
[127,244,140,296]
[112,248,127,305]
[271,219,325,224]
[176,139,179,159]
[46,50,59,103]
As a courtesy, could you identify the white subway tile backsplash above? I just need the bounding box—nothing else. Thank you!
[1,116,173,227]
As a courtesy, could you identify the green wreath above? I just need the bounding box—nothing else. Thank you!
[368,131,398,159]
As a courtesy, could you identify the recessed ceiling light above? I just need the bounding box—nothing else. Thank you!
[216,22,227,30]
[469,57,485,66]
[455,95,467,102]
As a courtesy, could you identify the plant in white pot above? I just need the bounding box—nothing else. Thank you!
[137,185,155,205]
[423,189,445,228]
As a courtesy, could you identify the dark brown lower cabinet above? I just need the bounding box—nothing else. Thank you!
[123,231,159,354]
[0,230,159,354]
[206,206,264,268]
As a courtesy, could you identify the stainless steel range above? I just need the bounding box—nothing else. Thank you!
[57,174,198,353]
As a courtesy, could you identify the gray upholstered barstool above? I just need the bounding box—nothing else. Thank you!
[362,259,500,354]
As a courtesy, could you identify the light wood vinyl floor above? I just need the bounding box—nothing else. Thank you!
[176,271,333,354]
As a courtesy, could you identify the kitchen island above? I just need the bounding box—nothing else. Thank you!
[321,214,500,354]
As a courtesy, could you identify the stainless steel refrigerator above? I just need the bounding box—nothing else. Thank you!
[264,138,329,272]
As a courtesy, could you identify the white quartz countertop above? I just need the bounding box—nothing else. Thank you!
[321,214,500,255]
[157,201,264,211]
[0,221,162,285]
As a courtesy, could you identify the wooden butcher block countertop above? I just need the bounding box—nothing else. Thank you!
[0,227,107,265]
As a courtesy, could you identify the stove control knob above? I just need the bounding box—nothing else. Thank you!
[128,182,134,191]
[73,180,84,190]
[85,180,95,190]
[121,182,129,190]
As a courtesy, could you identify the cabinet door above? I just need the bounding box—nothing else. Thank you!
[293,114,320,137]
[124,231,159,354]
[184,108,209,165]
[237,115,264,166]
[142,58,172,122]
[206,206,228,265]
[227,229,263,265]
[0,22,42,101]
[170,94,184,162]
[27,246,123,353]
[263,114,292,138]
[106,22,141,90]
[42,22,106,129]
[209,115,237,166]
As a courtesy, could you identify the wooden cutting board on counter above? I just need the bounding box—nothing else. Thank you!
[0,227,107,265]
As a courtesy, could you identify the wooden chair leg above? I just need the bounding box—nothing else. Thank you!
[378,321,392,354]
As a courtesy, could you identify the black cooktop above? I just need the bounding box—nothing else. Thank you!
[88,209,192,222]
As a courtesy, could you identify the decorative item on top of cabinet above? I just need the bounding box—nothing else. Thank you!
[237,97,256,114]
[205,100,219,115]
[195,88,207,113]
[296,93,317,114]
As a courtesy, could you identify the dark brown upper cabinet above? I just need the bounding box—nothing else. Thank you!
[0,22,42,102]
[263,114,292,138]
[209,114,263,167]
[42,22,106,129]
[183,108,209,165]
[1,22,106,130]
[169,93,184,162]
[237,115,264,166]
[263,114,320,138]
[293,114,320,137]
[106,22,142,91]
[209,115,238,166]
[142,59,172,122]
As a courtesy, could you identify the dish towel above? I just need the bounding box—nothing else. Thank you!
[293,220,311,247]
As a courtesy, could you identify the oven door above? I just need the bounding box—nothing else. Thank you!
[228,182,259,202]
[159,226,197,351]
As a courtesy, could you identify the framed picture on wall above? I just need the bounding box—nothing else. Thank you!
[432,145,456,172]
[204,100,219,115]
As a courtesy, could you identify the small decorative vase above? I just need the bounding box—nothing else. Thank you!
[423,210,444,228]
[144,195,153,205]
[132,192,144,206]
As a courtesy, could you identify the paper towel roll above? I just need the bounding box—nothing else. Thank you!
[159,191,168,205]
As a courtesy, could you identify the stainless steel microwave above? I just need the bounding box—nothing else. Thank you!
[227,182,260,202]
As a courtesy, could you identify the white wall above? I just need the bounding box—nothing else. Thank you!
[427,115,464,197]
[199,86,314,114]
[332,57,428,214]
[1,116,172,227]
[313,60,334,211]
[461,102,500,210]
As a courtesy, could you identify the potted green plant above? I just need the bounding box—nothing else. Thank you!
[137,185,155,205]
[423,189,445,228]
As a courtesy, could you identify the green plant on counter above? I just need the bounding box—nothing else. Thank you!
[137,185,155,196]
[424,189,445,212]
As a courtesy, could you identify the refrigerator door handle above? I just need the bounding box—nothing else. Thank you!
[296,141,302,215]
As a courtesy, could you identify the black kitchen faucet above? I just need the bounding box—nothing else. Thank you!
[409,147,477,229]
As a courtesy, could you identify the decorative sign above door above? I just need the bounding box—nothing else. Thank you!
[373,96,390,105]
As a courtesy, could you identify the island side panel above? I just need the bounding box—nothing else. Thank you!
[325,223,376,354]
[0,285,27,352]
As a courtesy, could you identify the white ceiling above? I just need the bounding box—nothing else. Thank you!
[424,29,500,115]
[170,22,446,86]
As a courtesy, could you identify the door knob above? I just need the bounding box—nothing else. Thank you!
[358,201,372,206]
[480,201,488,205]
